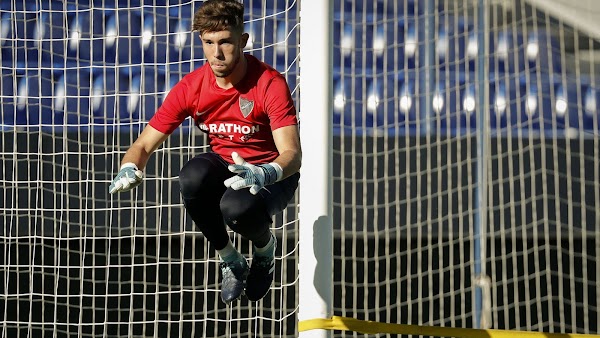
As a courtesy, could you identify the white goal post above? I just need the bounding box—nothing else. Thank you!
[297,0,333,337]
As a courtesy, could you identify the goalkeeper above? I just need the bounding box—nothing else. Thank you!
[109,0,301,305]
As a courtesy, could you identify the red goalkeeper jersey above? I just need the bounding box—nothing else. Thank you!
[148,54,297,164]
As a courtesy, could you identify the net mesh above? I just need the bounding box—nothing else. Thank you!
[2,0,600,337]
[1,0,300,337]
[332,0,599,335]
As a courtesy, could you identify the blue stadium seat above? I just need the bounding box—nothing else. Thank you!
[108,66,171,130]
[333,74,367,134]
[88,69,122,126]
[0,13,15,67]
[3,0,32,11]
[336,76,366,135]
[399,19,419,70]
[168,2,194,19]
[525,30,562,74]
[489,81,518,130]
[144,0,168,7]
[333,16,418,75]
[70,9,144,66]
[377,20,408,72]
[34,11,71,67]
[11,69,59,129]
[490,77,537,131]
[90,0,142,8]
[66,10,104,66]
[432,73,462,134]
[333,20,353,73]
[169,17,204,66]
[273,18,298,69]
[245,18,277,66]
[0,1,12,10]
[551,81,584,132]
[385,0,419,18]
[436,15,475,73]
[335,0,418,21]
[139,67,167,121]
[41,70,66,129]
[248,0,291,17]
[101,10,143,65]
[141,10,170,64]
[59,68,92,128]
[489,30,527,75]
[337,73,420,135]
[333,20,392,75]
[1,12,39,68]
[15,71,38,125]
[119,66,168,124]
[437,81,476,134]
[122,70,142,122]
[382,72,418,134]
[0,68,21,127]
[284,69,298,95]
[513,76,552,131]
[118,10,143,65]
[333,75,345,133]
[582,84,599,131]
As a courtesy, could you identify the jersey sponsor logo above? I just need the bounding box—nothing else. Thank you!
[239,97,254,118]
[198,122,260,142]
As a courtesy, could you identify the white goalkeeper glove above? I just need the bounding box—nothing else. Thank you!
[109,162,144,194]
[223,152,283,195]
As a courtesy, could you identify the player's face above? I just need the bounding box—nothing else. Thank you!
[200,30,247,78]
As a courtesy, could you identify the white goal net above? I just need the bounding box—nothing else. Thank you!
[2,0,600,337]
[331,0,599,335]
[1,0,299,337]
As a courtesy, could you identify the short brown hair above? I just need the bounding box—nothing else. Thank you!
[192,0,245,35]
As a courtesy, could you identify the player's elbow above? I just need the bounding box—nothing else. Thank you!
[289,148,302,177]
[295,149,302,171]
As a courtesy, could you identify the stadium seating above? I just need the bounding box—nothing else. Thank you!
[61,68,92,128]
[141,12,169,64]
[583,84,599,130]
[526,30,562,74]
[335,0,419,22]
[0,68,20,127]
[436,15,476,73]
[248,0,293,17]
[2,0,595,134]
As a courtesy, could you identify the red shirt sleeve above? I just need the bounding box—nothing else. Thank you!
[264,74,297,130]
[148,78,193,134]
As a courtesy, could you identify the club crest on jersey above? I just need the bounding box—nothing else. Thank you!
[239,97,254,118]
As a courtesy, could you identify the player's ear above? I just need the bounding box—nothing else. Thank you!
[241,32,249,49]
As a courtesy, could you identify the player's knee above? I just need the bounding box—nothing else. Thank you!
[179,159,213,198]
[220,196,266,232]
[221,200,250,230]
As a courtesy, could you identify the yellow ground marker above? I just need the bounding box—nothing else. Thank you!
[299,316,600,337]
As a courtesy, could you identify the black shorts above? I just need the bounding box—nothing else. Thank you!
[178,152,299,248]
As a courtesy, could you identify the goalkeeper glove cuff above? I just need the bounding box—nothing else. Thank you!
[259,162,283,186]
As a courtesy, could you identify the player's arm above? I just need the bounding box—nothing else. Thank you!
[109,125,169,194]
[120,124,170,170]
[223,125,301,195]
[271,124,302,180]
[223,73,301,194]
[109,72,192,194]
